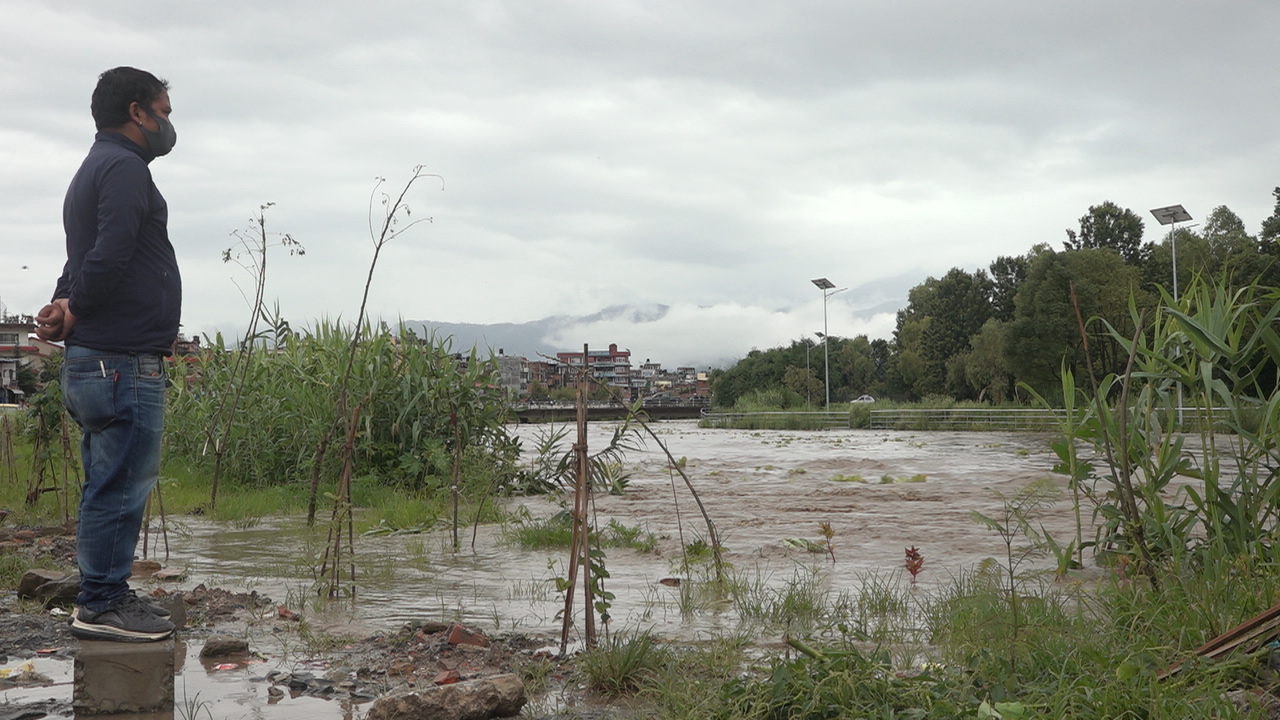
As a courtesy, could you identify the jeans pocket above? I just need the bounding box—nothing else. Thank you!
[63,362,119,433]
[137,354,165,379]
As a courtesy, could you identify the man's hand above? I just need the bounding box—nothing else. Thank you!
[35,298,77,342]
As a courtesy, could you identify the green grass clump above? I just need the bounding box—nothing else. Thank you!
[0,552,72,591]
[730,566,843,636]
[503,511,657,552]
[616,557,1271,720]
[578,630,670,697]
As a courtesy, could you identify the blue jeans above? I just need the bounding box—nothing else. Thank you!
[62,345,167,611]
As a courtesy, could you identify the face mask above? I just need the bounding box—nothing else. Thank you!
[140,111,177,157]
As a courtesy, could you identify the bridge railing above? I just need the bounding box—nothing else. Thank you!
[868,408,1066,431]
[701,406,1233,433]
[701,408,1064,431]
[699,411,853,430]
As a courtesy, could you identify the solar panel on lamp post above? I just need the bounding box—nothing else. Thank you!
[1150,204,1192,301]
[811,278,847,410]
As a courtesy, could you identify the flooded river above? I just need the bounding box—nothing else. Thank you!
[3,421,1077,718]
[146,421,1075,637]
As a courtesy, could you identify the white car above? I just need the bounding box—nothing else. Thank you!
[850,394,876,404]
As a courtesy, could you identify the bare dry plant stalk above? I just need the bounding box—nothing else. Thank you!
[206,204,303,510]
[309,167,441,597]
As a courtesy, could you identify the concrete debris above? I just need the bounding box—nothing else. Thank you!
[16,569,79,607]
[447,623,490,648]
[365,673,526,720]
[199,635,250,658]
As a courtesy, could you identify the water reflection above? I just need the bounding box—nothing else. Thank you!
[73,638,177,715]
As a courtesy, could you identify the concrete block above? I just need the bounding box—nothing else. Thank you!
[73,639,176,715]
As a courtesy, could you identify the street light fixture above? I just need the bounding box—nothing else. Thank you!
[1150,204,1192,301]
[1151,204,1193,429]
[811,278,847,409]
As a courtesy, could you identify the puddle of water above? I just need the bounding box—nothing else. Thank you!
[1,639,362,720]
[2,421,1076,719]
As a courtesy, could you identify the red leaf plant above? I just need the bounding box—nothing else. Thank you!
[904,546,924,585]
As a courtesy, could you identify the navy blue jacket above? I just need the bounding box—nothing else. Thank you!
[54,131,182,355]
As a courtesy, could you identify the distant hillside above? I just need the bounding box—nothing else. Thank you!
[402,274,912,369]
[403,305,671,362]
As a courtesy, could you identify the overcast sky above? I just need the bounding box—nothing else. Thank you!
[2,1,1277,368]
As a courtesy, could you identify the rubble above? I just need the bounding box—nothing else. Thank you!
[365,673,526,720]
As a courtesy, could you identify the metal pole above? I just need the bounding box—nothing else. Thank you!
[805,340,811,407]
[1151,206,1192,431]
[822,302,830,409]
[810,278,845,411]
[1170,224,1183,427]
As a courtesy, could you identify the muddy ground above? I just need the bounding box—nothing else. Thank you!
[0,523,605,720]
[0,426,1104,719]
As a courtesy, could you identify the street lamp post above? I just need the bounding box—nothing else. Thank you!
[1150,204,1193,302]
[811,278,847,410]
[804,339,811,407]
[1150,204,1193,428]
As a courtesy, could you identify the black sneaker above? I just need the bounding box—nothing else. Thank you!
[69,590,171,622]
[71,594,175,642]
[128,589,173,619]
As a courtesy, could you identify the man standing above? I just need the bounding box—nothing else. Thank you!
[36,67,181,642]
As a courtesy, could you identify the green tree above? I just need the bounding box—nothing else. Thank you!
[1203,204,1252,252]
[1143,226,1211,297]
[527,380,550,402]
[834,335,878,399]
[782,365,824,406]
[965,318,1014,403]
[711,339,814,407]
[1261,186,1280,243]
[1005,248,1148,397]
[1063,201,1149,265]
[989,253,1031,322]
[894,268,993,399]
[16,362,38,397]
[892,315,930,399]
[1201,199,1280,290]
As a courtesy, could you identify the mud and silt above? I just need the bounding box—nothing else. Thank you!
[1,423,1079,718]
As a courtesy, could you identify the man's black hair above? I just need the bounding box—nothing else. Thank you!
[90,67,169,130]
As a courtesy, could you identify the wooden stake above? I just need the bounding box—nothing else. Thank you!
[560,344,596,653]
[577,344,595,646]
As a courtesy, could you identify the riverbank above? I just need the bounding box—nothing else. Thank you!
[7,424,1280,718]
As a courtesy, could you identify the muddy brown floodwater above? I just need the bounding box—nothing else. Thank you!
[2,421,1079,719]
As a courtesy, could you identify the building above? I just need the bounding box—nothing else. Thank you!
[0,314,39,403]
[493,349,528,397]
[526,359,561,391]
[173,333,204,357]
[555,343,634,400]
